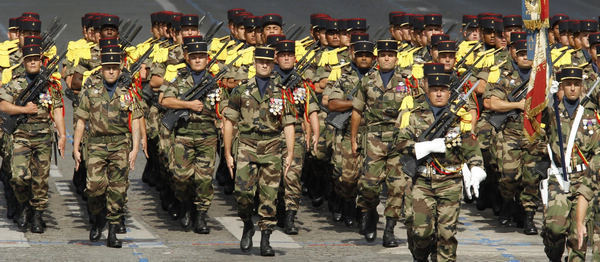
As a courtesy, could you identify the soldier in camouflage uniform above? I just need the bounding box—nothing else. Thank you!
[0,43,66,234]
[396,73,485,262]
[222,47,296,256]
[351,40,414,245]
[326,39,373,228]
[487,40,542,234]
[537,67,598,262]
[160,40,216,234]
[73,45,143,248]
[272,39,320,235]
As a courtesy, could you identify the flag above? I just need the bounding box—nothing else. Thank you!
[522,0,550,141]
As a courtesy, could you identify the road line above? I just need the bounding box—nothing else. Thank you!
[102,216,167,248]
[50,164,62,178]
[216,216,302,248]
[0,186,30,247]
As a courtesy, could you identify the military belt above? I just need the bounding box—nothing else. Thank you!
[366,124,395,133]
[240,131,280,140]
[87,134,128,144]
[18,122,50,132]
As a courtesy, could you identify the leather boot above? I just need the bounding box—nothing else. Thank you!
[179,202,192,230]
[260,230,275,256]
[194,210,210,234]
[284,210,298,235]
[382,217,398,247]
[30,210,44,234]
[89,214,104,242]
[359,211,368,235]
[6,192,17,219]
[240,219,255,252]
[116,215,126,234]
[523,211,538,235]
[498,199,513,226]
[107,224,122,248]
[330,194,342,222]
[342,199,356,227]
[364,209,378,242]
[16,203,30,231]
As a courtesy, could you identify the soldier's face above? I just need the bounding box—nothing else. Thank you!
[354,52,374,69]
[255,58,274,77]
[503,26,521,39]
[101,26,118,38]
[151,25,161,39]
[562,79,583,101]
[427,86,451,107]
[579,32,590,48]
[244,28,258,45]
[401,26,412,41]
[559,32,570,46]
[263,24,282,37]
[424,25,442,43]
[102,64,122,84]
[495,33,507,49]
[181,26,199,37]
[340,31,350,47]
[553,25,560,41]
[318,29,328,45]
[464,27,480,41]
[19,30,40,47]
[377,51,397,71]
[8,29,19,41]
[515,51,532,68]
[326,31,340,47]
[438,53,456,72]
[236,25,246,41]
[276,52,295,70]
[186,52,208,72]
[482,30,495,45]
[431,48,439,61]
[24,56,42,74]
[390,25,402,41]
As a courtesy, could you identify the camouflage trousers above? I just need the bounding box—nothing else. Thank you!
[357,131,410,219]
[158,117,175,190]
[591,197,600,261]
[172,133,217,211]
[542,175,591,262]
[333,131,363,200]
[410,174,462,262]
[497,126,540,211]
[234,136,282,230]
[281,130,305,211]
[10,129,52,211]
[85,136,130,224]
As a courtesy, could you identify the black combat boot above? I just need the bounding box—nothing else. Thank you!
[382,217,399,247]
[5,190,17,219]
[179,202,192,230]
[194,210,210,234]
[240,219,255,252]
[284,210,299,235]
[15,203,30,231]
[342,199,356,227]
[30,210,45,234]
[330,194,342,222]
[116,215,126,234]
[359,211,368,235]
[523,211,538,235]
[89,214,105,242]
[107,224,122,248]
[364,209,378,242]
[260,229,275,256]
[498,199,513,226]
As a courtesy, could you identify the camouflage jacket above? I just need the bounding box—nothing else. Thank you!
[150,43,184,78]
[162,67,218,136]
[326,64,362,101]
[222,75,296,135]
[0,69,63,132]
[486,60,528,129]
[75,72,143,137]
[353,68,413,128]
[395,96,484,179]
[273,69,319,118]
[74,44,101,75]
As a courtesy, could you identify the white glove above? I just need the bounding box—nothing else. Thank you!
[540,178,549,206]
[462,163,473,200]
[470,166,487,198]
[414,138,446,160]
[550,80,559,94]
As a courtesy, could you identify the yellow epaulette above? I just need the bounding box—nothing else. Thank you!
[44,45,57,60]
[151,43,171,64]
[1,62,21,84]
[231,46,255,67]
[473,48,501,69]
[456,41,481,66]
[210,37,233,61]
[551,46,575,68]
[487,60,508,83]
[295,40,308,61]
[247,65,256,79]
[398,96,415,128]
[397,47,422,68]
[82,66,102,84]
[0,39,19,51]
[164,63,187,83]
[411,63,424,79]
[328,62,351,81]
[0,46,19,68]
[456,107,473,132]
[318,47,347,67]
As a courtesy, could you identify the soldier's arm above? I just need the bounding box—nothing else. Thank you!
[461,133,484,169]
[0,101,37,115]
[489,95,524,112]
[72,118,86,170]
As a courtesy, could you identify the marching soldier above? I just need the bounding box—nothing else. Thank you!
[222,47,296,256]
[0,42,66,233]
[160,39,217,234]
[396,73,485,262]
[350,40,414,245]
[73,45,143,248]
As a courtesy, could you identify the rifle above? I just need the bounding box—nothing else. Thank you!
[205,21,224,40]
[0,49,68,134]
[52,131,58,165]
[119,23,143,49]
[161,53,242,131]
[121,45,155,85]
[488,79,530,130]
[402,81,481,177]
[454,42,482,70]
[448,48,498,102]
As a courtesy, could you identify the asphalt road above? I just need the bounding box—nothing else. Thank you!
[0,0,598,261]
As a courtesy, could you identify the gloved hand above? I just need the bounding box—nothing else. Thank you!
[414,138,446,160]
[470,166,487,198]
[462,163,473,200]
[540,178,549,206]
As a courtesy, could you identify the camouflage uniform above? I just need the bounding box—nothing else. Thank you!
[162,67,218,212]
[352,68,414,219]
[541,96,600,261]
[222,76,296,230]
[396,96,483,261]
[75,72,142,223]
[0,71,63,211]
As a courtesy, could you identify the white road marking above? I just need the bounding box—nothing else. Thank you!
[50,165,62,178]
[216,216,302,249]
[102,216,167,248]
[0,186,30,247]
